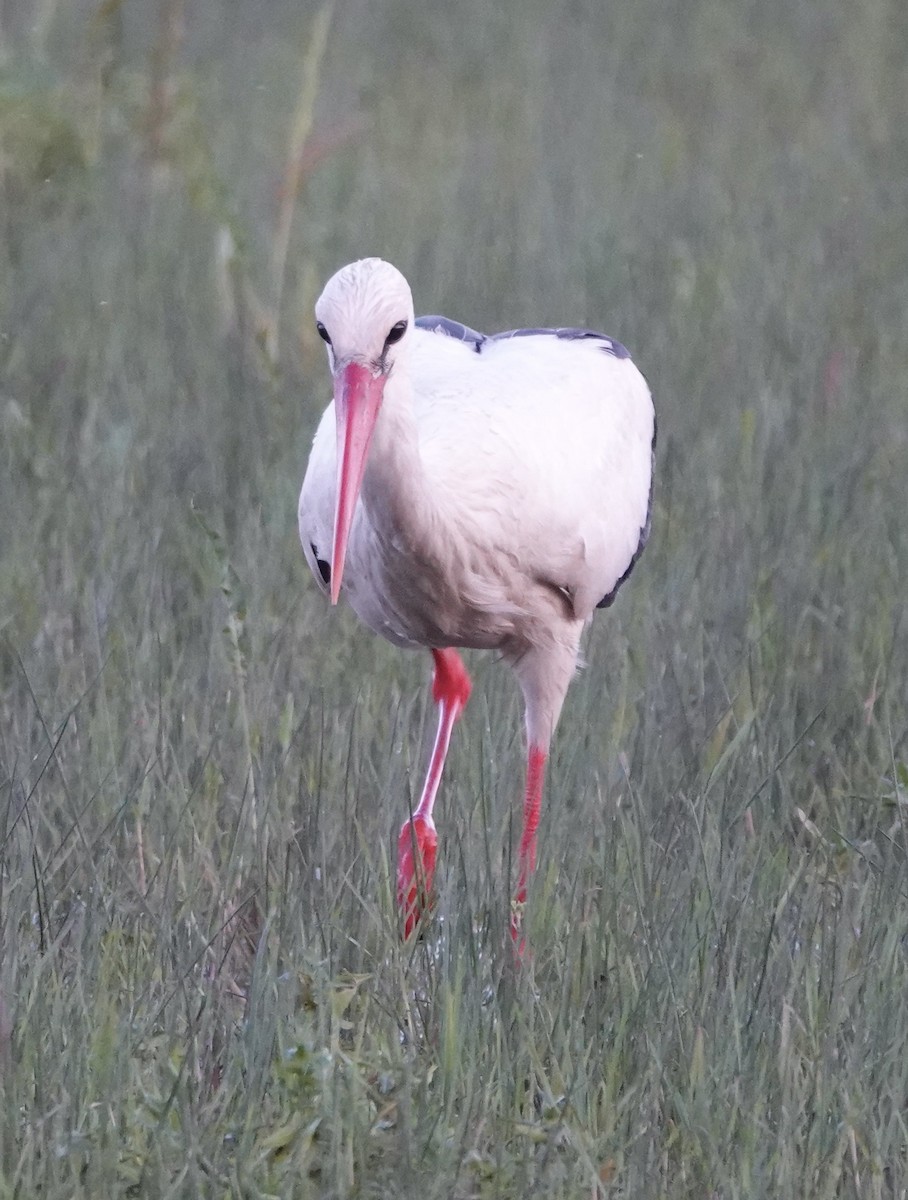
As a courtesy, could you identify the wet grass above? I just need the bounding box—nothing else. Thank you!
[1,0,907,1195]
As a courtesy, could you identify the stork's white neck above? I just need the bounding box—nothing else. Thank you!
[358,360,437,550]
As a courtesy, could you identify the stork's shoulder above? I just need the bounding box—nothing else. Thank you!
[411,312,652,441]
[411,314,647,415]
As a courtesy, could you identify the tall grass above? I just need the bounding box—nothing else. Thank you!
[1,0,907,1195]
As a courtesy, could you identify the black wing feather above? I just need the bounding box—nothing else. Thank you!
[311,545,331,588]
[416,315,628,359]
[596,414,657,607]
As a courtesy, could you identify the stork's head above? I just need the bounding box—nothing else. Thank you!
[314,258,415,603]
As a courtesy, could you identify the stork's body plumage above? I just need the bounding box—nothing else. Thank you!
[298,259,655,944]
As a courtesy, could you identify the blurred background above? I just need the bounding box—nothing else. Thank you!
[2,0,908,1193]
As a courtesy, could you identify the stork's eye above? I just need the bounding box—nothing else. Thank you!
[385,320,408,346]
[316,321,332,345]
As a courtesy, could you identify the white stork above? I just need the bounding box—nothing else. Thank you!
[298,258,655,946]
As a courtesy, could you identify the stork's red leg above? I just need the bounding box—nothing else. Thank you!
[510,744,548,952]
[398,648,471,938]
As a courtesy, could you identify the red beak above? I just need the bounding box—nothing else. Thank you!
[330,361,385,604]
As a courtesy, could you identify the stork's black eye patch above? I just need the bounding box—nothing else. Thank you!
[316,322,332,345]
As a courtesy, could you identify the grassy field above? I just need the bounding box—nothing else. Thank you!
[2,0,908,1195]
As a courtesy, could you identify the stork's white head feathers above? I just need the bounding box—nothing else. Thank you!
[315,258,415,369]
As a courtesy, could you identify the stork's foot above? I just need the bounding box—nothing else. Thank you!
[397,815,438,940]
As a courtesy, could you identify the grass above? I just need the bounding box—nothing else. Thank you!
[1,0,908,1195]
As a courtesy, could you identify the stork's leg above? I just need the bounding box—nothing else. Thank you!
[510,632,582,952]
[398,648,471,939]
[510,744,548,948]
